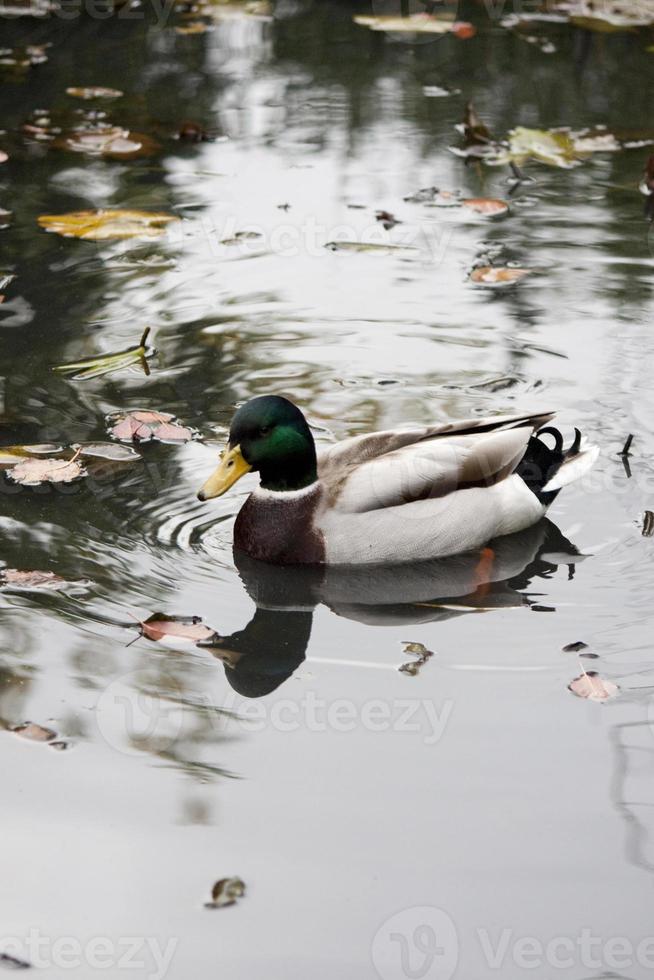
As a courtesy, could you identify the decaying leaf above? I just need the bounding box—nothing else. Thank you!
[568,672,619,702]
[53,328,155,381]
[10,721,69,750]
[8,455,86,487]
[461,198,509,217]
[38,209,179,241]
[399,641,434,676]
[66,86,124,99]
[135,613,217,644]
[220,231,262,246]
[107,409,196,443]
[10,722,57,742]
[53,127,159,160]
[1,569,74,591]
[354,14,475,37]
[470,266,531,287]
[206,877,246,908]
[562,641,589,653]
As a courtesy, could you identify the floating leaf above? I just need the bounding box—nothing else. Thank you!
[399,641,434,676]
[562,641,589,653]
[569,672,619,702]
[38,210,179,242]
[0,951,31,969]
[499,127,580,168]
[66,86,123,99]
[10,722,57,742]
[206,877,246,908]
[470,266,531,287]
[0,568,89,593]
[354,13,475,37]
[73,442,140,462]
[107,409,195,443]
[53,127,159,160]
[0,444,63,465]
[136,613,217,644]
[461,198,509,217]
[53,328,155,381]
[325,241,418,255]
[8,456,86,487]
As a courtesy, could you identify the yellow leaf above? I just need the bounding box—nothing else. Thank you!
[37,209,179,241]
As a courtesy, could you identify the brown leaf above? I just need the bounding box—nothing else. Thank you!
[8,456,85,486]
[206,877,246,908]
[399,641,434,676]
[470,266,531,287]
[1,569,69,590]
[462,198,509,217]
[138,614,217,643]
[11,722,57,742]
[107,410,195,443]
[568,672,619,702]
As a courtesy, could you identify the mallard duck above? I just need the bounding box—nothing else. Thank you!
[197,395,598,566]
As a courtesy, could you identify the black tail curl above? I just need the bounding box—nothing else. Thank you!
[516,426,582,504]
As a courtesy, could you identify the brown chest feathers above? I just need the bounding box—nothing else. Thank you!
[234,485,326,565]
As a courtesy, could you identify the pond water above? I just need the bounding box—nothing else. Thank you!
[2,3,654,978]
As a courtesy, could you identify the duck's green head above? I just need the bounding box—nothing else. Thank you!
[197,395,318,500]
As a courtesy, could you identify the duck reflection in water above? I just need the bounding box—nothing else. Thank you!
[199,518,586,699]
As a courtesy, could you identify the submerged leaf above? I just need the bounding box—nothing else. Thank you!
[38,210,179,241]
[569,672,619,702]
[206,877,246,908]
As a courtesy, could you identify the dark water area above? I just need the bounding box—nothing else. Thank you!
[1,2,654,978]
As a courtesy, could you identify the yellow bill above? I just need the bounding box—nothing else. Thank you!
[197,444,252,501]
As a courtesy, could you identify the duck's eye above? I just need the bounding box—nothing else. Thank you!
[259,425,271,436]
